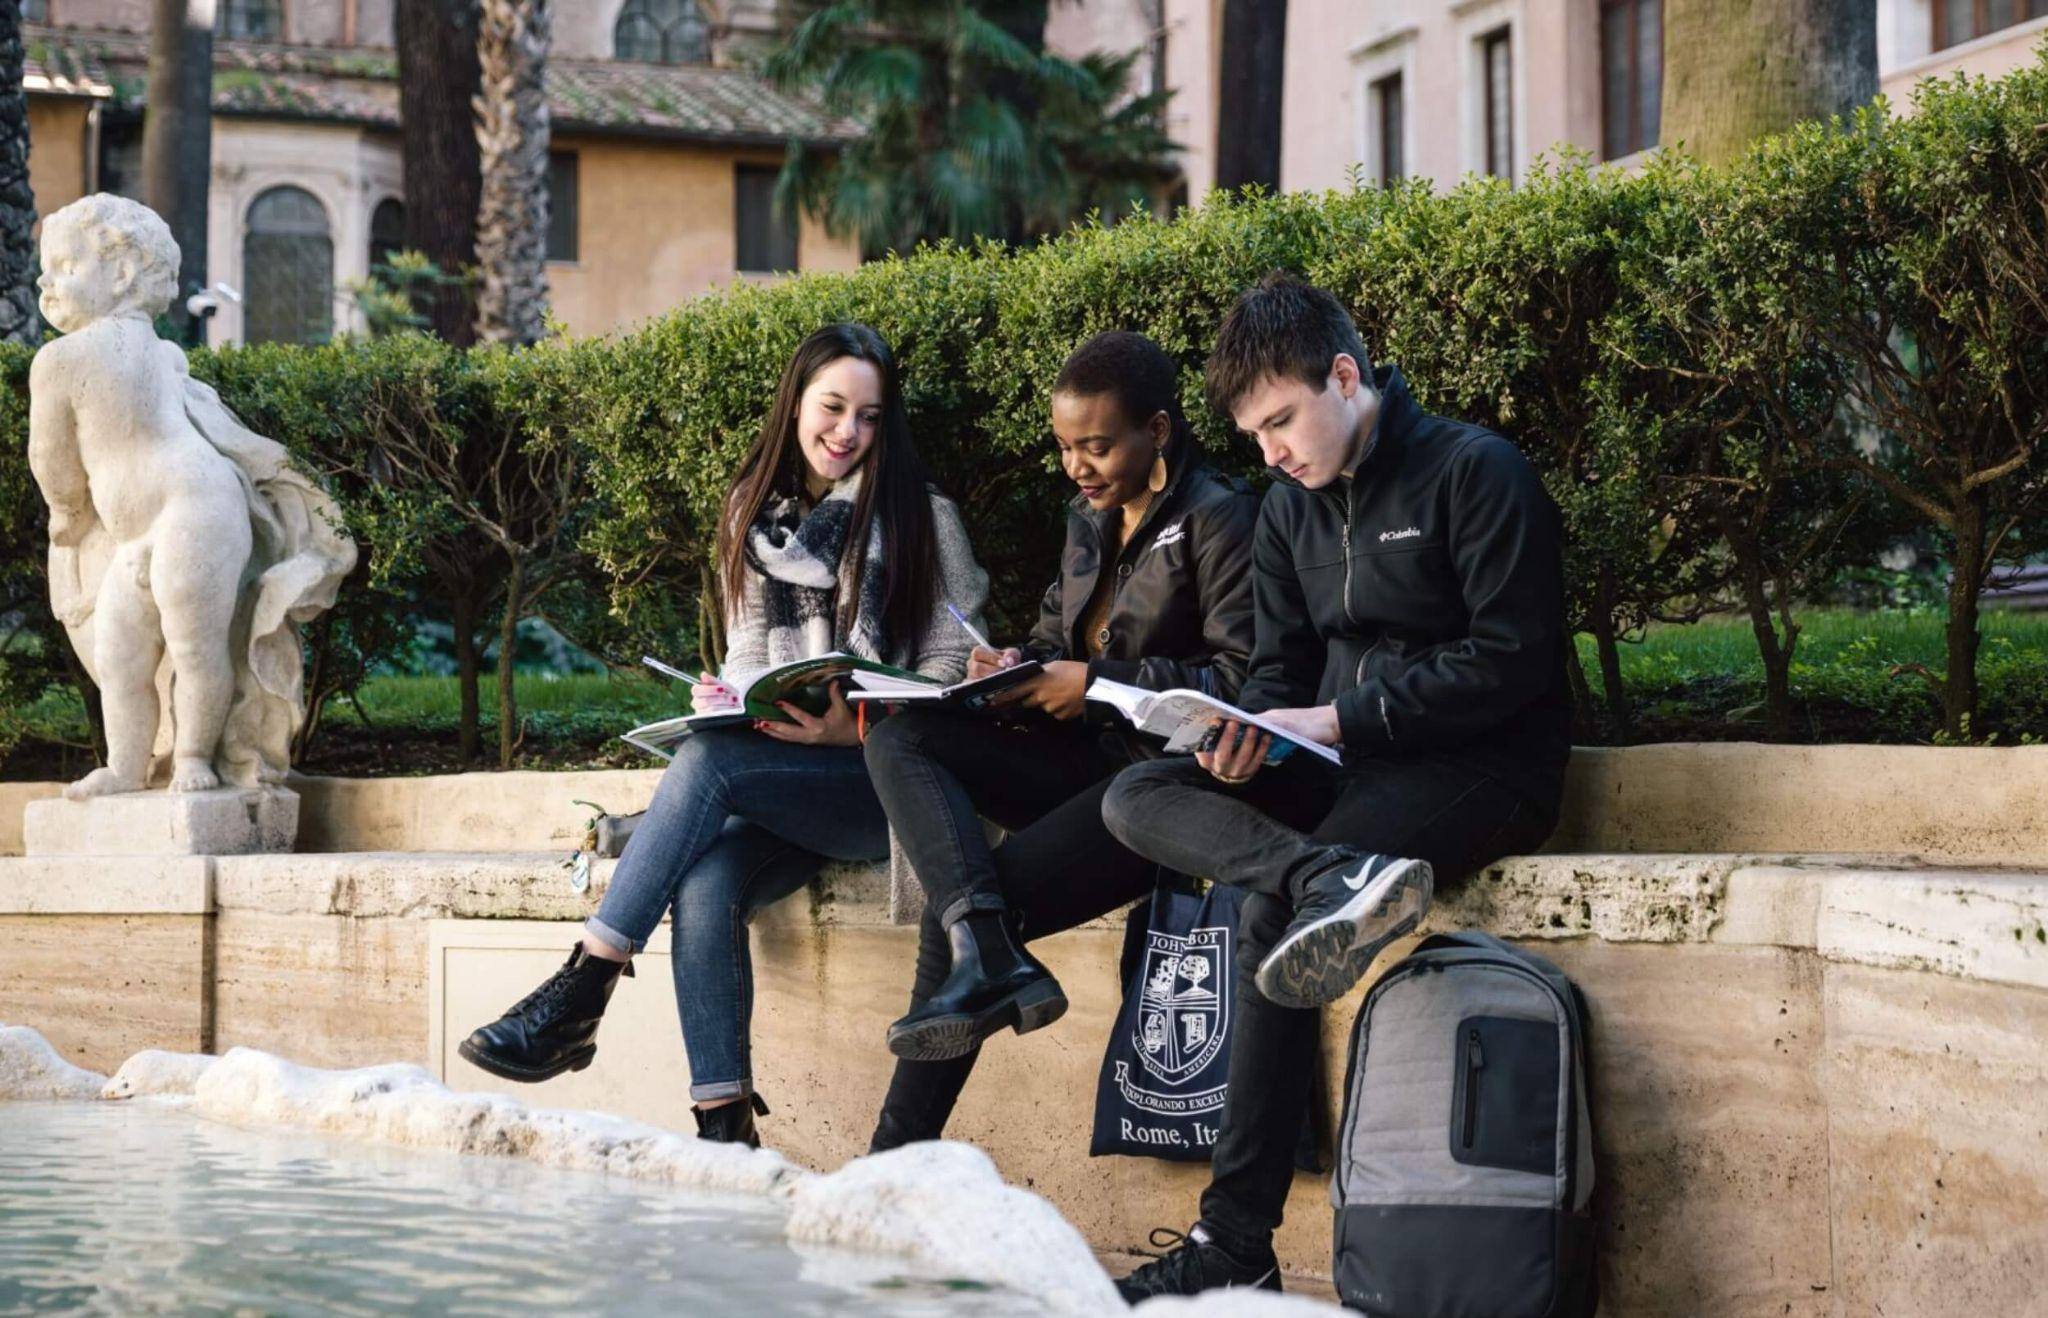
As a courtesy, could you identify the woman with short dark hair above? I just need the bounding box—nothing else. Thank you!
[863,329,1260,1150]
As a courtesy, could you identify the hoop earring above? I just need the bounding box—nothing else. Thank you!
[1147,450,1168,493]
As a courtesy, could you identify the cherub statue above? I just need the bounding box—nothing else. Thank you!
[28,194,355,799]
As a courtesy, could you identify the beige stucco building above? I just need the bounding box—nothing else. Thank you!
[20,0,860,344]
[1051,0,2048,198]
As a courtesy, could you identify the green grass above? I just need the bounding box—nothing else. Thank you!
[8,609,2048,778]
[327,670,682,728]
[1582,607,2048,743]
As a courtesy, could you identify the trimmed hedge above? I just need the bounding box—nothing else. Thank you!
[3,53,2046,763]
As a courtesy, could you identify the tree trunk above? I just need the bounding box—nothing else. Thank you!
[397,0,483,345]
[1562,640,1599,741]
[1590,565,1631,741]
[473,0,551,346]
[496,553,523,768]
[1660,0,1876,165]
[141,0,213,345]
[1726,523,1799,740]
[1942,499,1986,741]
[451,586,481,764]
[0,3,38,344]
[1214,0,1286,191]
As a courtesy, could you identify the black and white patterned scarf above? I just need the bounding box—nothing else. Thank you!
[743,472,893,663]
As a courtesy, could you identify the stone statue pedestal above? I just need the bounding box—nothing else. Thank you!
[23,787,299,857]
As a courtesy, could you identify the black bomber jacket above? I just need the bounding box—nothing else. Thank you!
[1020,441,1259,740]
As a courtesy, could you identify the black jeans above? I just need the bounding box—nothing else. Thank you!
[862,709,1162,1150]
[1100,752,1559,1253]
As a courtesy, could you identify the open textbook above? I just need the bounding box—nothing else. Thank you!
[844,660,1044,711]
[1083,678,1344,767]
[622,653,939,759]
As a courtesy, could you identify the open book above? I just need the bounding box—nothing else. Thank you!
[621,653,938,760]
[844,660,1044,712]
[1084,678,1343,767]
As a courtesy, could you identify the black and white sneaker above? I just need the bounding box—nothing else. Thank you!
[1255,852,1433,1009]
[1115,1224,1282,1303]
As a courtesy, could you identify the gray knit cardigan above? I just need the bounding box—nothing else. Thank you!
[719,486,989,686]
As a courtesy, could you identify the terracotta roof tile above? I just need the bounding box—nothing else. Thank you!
[21,23,859,146]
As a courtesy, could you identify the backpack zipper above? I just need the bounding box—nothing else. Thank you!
[1461,1027,1485,1149]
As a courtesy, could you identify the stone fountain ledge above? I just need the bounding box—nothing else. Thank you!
[0,1026,1251,1317]
[1,848,2039,991]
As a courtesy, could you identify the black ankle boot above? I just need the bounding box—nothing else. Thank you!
[885,911,1067,1062]
[694,1092,770,1147]
[458,944,632,1083]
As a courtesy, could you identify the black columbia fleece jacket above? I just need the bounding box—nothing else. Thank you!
[1236,365,1573,810]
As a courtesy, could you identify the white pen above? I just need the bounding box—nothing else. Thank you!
[945,603,993,652]
[642,655,704,685]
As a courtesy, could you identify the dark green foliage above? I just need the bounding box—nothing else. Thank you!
[4,53,2047,771]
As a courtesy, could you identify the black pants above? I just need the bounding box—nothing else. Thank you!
[863,709,1163,1150]
[1100,752,1559,1253]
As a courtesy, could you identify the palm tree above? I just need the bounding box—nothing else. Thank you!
[140,0,213,344]
[762,0,1178,256]
[1661,0,1877,165]
[397,0,485,346]
[472,0,551,347]
[0,0,37,344]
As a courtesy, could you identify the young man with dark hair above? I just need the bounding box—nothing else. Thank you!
[1102,272,1573,1300]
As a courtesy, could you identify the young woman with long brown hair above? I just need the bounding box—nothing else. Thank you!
[459,323,988,1147]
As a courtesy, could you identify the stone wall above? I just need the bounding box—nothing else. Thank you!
[6,747,2048,1312]
[3,841,2042,1314]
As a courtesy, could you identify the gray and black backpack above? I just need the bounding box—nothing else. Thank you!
[1331,932,1598,1317]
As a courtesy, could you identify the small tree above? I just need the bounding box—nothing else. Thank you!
[1619,156,1882,738]
[1760,69,2048,739]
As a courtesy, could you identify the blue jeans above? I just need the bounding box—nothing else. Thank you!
[586,727,889,1102]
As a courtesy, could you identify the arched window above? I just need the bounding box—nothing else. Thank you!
[216,0,282,39]
[243,186,332,345]
[614,0,710,64]
[22,0,48,23]
[369,197,405,269]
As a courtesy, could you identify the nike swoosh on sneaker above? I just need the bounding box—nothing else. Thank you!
[1340,863,1377,891]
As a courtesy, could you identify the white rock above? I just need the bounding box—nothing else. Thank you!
[0,1024,106,1099]
[783,1141,1123,1315]
[100,1048,218,1099]
[189,1047,800,1197]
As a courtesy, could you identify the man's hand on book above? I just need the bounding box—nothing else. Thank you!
[1261,705,1341,748]
[967,645,1023,680]
[1199,719,1272,785]
[758,682,860,747]
[990,659,1088,720]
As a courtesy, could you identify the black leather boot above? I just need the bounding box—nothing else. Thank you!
[884,911,1067,1062]
[458,944,632,1082]
[693,1092,770,1147]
